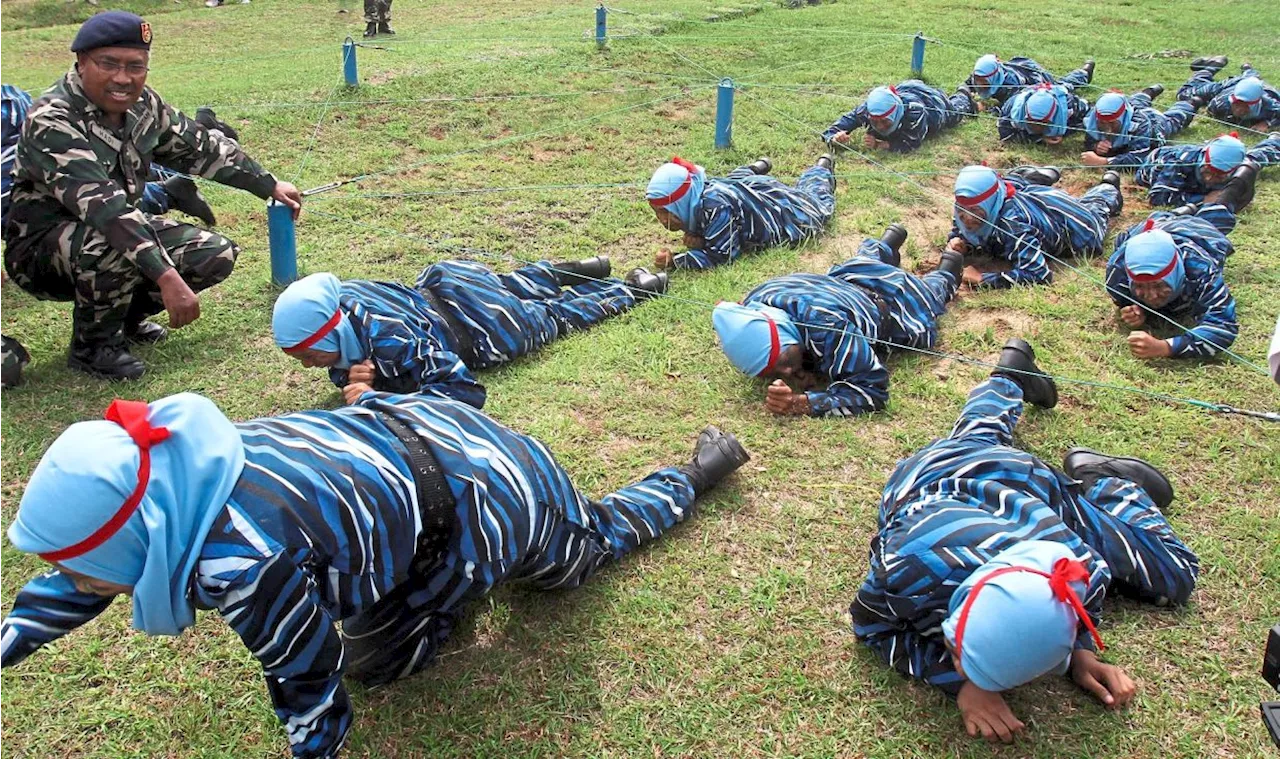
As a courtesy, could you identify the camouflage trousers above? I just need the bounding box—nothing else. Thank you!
[3,216,240,346]
[1,335,30,388]
[365,0,391,23]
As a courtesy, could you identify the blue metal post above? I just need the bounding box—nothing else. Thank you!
[267,201,298,286]
[715,78,735,149]
[596,5,607,49]
[342,37,359,87]
[911,32,926,78]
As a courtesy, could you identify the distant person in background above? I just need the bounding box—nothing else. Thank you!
[1269,315,1280,383]
[364,0,394,37]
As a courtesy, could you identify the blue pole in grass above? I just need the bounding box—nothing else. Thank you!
[715,78,735,149]
[342,37,359,86]
[596,5,607,48]
[911,32,926,78]
[267,201,298,286]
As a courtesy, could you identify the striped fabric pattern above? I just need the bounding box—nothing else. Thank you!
[951,176,1118,288]
[1135,134,1280,207]
[673,165,836,271]
[1085,93,1197,168]
[1,84,33,229]
[997,86,1090,144]
[964,56,1091,107]
[822,80,976,152]
[1177,66,1280,128]
[851,377,1200,695]
[1105,205,1239,358]
[1,392,698,759]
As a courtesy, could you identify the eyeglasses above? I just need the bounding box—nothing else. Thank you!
[89,57,150,77]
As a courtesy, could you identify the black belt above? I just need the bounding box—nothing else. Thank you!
[378,411,456,567]
[420,287,478,366]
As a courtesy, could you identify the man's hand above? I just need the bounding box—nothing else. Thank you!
[962,265,985,287]
[1080,151,1110,167]
[1044,135,1064,146]
[682,232,705,250]
[1119,305,1146,328]
[1095,139,1113,156]
[1070,649,1137,710]
[1127,331,1173,359]
[957,681,1025,743]
[863,132,881,149]
[156,268,200,328]
[765,380,811,416]
[946,237,970,254]
[348,359,376,385]
[342,382,373,405]
[831,131,851,145]
[271,180,303,220]
[655,250,675,270]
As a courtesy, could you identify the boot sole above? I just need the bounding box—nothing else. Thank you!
[67,357,146,381]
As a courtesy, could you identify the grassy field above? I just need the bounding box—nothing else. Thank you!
[2,0,1279,756]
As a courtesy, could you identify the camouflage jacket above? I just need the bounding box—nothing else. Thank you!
[3,66,277,281]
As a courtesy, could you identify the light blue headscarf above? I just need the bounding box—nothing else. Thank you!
[1085,91,1133,148]
[942,540,1093,692]
[271,272,366,369]
[972,54,1004,98]
[1204,133,1246,172]
[1124,224,1184,295]
[712,301,801,376]
[1231,77,1265,119]
[865,85,905,134]
[1018,85,1069,138]
[953,165,1008,246]
[646,157,707,230]
[7,394,245,636]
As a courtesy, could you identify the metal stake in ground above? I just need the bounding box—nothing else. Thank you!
[267,200,298,286]
[715,78,735,149]
[342,37,359,87]
[596,6,608,49]
[911,32,926,78]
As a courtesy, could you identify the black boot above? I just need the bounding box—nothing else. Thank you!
[1217,160,1259,212]
[1097,170,1124,215]
[552,255,611,287]
[816,153,834,171]
[1063,448,1174,510]
[377,21,395,35]
[1141,84,1164,100]
[624,267,669,299]
[162,175,217,227]
[1170,201,1202,216]
[125,320,168,345]
[1008,165,1060,186]
[1189,55,1227,73]
[991,338,1057,408]
[747,157,772,175]
[956,84,979,114]
[1187,94,1209,110]
[878,223,908,267]
[677,425,750,497]
[1,335,31,389]
[937,250,964,281]
[1100,169,1122,188]
[195,106,240,142]
[67,336,146,381]
[363,21,378,37]
[1082,59,1096,83]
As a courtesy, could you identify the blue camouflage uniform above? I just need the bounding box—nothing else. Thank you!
[997,84,1089,144]
[674,165,836,271]
[821,80,976,152]
[322,260,637,405]
[1177,65,1280,130]
[1084,90,1198,168]
[738,238,958,416]
[966,56,1092,107]
[851,376,1200,694]
[1134,134,1280,206]
[951,175,1119,288]
[0,391,698,759]
[1105,204,1238,359]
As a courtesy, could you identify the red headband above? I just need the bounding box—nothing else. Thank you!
[38,400,171,562]
[1097,94,1127,121]
[648,156,699,209]
[283,309,343,354]
[1027,86,1057,122]
[953,557,1104,662]
[1231,92,1262,105]
[759,312,783,375]
[869,86,900,118]
[955,177,1012,207]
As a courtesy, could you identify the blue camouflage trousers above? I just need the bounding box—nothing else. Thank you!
[415,259,638,369]
[826,238,958,350]
[916,377,1200,604]
[342,465,696,682]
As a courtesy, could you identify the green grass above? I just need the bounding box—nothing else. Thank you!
[3,0,1279,756]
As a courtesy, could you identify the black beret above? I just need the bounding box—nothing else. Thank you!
[70,11,153,53]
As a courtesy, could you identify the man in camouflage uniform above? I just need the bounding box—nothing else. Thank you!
[364,0,394,37]
[3,11,302,380]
